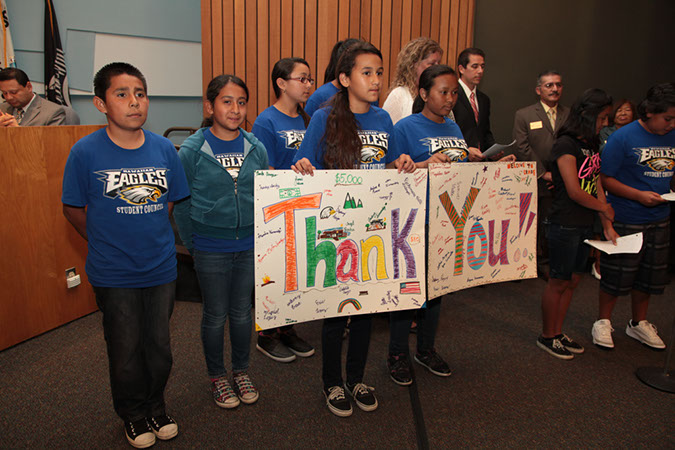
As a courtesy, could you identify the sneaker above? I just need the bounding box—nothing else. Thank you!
[344,382,378,412]
[591,319,614,349]
[536,335,574,360]
[212,376,240,409]
[558,334,584,354]
[256,332,296,362]
[414,349,452,376]
[148,414,178,441]
[233,371,259,404]
[324,385,352,417]
[124,418,156,449]
[279,329,315,357]
[626,320,666,349]
[387,353,413,386]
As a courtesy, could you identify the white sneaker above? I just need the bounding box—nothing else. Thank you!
[592,319,614,349]
[626,320,666,349]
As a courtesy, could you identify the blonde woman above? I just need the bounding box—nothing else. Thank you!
[383,37,444,124]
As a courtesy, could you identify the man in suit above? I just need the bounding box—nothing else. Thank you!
[512,70,569,278]
[0,68,66,127]
[452,47,495,152]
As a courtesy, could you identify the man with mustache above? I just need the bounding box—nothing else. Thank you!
[513,70,569,279]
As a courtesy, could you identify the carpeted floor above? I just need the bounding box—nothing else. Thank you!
[1,274,673,449]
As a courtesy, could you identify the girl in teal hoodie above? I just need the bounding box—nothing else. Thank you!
[173,75,268,410]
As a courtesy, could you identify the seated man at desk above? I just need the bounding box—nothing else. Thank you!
[0,68,66,127]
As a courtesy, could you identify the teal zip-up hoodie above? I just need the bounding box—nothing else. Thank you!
[173,127,269,251]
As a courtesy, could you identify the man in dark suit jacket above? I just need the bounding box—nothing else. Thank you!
[0,68,66,127]
[452,48,495,152]
[512,70,569,277]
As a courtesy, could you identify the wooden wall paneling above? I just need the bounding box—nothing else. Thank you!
[257,0,270,117]
[445,0,460,67]
[458,0,473,50]
[338,0,351,41]
[369,0,382,51]
[280,0,293,58]
[399,0,412,47]
[269,0,281,100]
[222,0,235,74]
[245,0,258,128]
[430,0,441,42]
[316,1,339,86]
[420,0,431,40]
[409,0,421,38]
[292,0,305,57]
[349,0,361,39]
[466,0,475,48]
[304,0,318,84]
[211,0,224,75]
[438,0,451,66]
[360,0,371,42]
[201,0,213,98]
[380,0,392,104]
[233,0,247,78]
[389,0,403,89]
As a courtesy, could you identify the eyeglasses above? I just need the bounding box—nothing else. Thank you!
[287,76,315,85]
[540,82,563,89]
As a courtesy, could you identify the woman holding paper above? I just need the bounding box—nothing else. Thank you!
[537,88,618,360]
[592,82,675,350]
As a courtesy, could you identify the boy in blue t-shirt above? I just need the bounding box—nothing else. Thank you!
[592,82,675,351]
[62,62,190,448]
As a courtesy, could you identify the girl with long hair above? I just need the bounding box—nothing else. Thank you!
[293,41,415,417]
[173,75,269,408]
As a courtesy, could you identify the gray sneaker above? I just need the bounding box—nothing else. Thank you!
[256,332,296,362]
[626,320,665,349]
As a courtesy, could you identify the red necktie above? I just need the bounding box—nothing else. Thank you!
[470,91,479,124]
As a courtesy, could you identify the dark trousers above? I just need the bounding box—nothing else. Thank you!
[94,281,175,422]
[322,314,372,389]
[389,297,442,355]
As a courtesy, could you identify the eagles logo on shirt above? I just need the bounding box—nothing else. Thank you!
[636,147,675,171]
[422,137,469,161]
[279,130,305,150]
[359,131,389,164]
[96,167,168,205]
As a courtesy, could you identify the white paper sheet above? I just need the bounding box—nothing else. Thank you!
[481,140,516,158]
[661,191,675,201]
[584,232,643,254]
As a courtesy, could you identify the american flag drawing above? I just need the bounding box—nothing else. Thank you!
[400,281,421,294]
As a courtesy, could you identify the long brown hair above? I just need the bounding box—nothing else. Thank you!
[323,41,383,169]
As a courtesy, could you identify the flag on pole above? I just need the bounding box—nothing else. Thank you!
[0,0,16,69]
[44,0,70,106]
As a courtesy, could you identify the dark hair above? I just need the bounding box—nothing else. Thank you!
[610,98,636,125]
[323,41,383,169]
[457,47,485,70]
[323,38,361,84]
[558,88,613,147]
[93,62,147,101]
[412,65,456,114]
[536,69,561,86]
[0,68,30,86]
[201,74,249,128]
[637,82,675,121]
[271,57,311,127]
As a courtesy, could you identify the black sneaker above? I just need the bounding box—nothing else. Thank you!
[148,414,178,441]
[536,335,574,360]
[344,382,378,412]
[387,353,413,385]
[324,385,352,417]
[124,418,156,449]
[558,333,584,354]
[256,332,296,362]
[414,349,452,377]
[280,328,315,357]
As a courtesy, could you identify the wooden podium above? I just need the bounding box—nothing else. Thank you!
[0,125,103,351]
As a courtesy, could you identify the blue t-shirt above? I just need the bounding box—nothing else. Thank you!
[394,113,469,163]
[601,120,675,224]
[61,128,190,288]
[195,128,253,252]
[251,106,306,169]
[305,82,379,117]
[294,106,400,170]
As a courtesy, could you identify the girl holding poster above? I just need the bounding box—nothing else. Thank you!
[252,57,315,363]
[537,88,618,360]
[293,41,415,417]
[174,75,269,408]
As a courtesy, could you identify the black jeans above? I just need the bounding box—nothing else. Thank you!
[93,281,175,421]
[322,314,372,389]
[388,296,442,355]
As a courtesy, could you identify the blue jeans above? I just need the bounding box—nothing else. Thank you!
[93,281,175,422]
[194,248,254,377]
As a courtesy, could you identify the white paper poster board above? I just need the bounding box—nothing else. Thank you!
[427,162,538,296]
[254,169,428,330]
